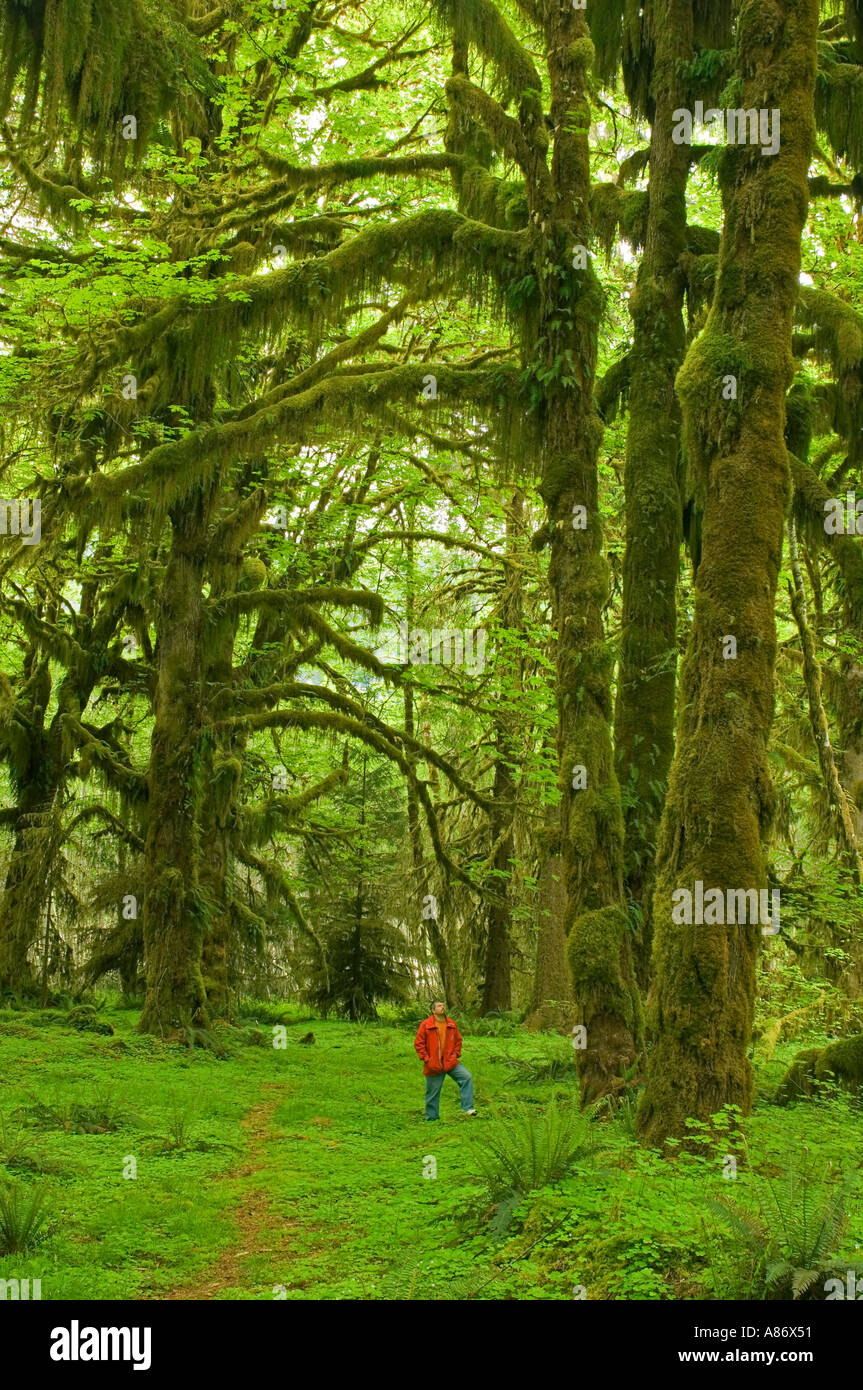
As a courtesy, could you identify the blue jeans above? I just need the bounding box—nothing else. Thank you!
[425,1063,474,1119]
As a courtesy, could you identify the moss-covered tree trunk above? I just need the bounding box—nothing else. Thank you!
[527,809,571,1032]
[139,492,211,1035]
[539,4,641,1098]
[613,0,691,991]
[0,625,107,992]
[0,792,55,991]
[481,721,515,1013]
[403,530,460,1010]
[638,0,819,1145]
[481,492,524,1015]
[788,520,863,881]
[198,495,267,1019]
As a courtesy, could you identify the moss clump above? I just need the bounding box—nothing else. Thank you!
[568,907,635,1022]
[568,37,595,70]
[238,557,268,591]
[774,1034,863,1104]
[67,1005,113,1036]
[567,907,642,1102]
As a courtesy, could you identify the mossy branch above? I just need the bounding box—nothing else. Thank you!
[206,586,384,624]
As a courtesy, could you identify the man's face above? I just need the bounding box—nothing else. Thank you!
[432,1001,446,1018]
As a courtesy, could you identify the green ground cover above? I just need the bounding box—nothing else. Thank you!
[1,999,861,1301]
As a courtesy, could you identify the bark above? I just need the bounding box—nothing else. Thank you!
[638,0,819,1145]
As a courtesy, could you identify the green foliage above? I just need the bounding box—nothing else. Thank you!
[0,1181,51,1254]
[0,1114,36,1171]
[0,0,860,1308]
[160,1097,197,1152]
[703,1153,859,1300]
[463,1010,523,1037]
[303,918,414,1022]
[22,1089,126,1135]
[471,1097,603,1202]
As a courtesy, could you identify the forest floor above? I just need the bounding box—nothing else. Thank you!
[1,998,862,1300]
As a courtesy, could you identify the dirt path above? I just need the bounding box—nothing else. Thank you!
[160,1083,294,1300]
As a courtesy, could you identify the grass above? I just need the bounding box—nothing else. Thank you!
[0,997,861,1299]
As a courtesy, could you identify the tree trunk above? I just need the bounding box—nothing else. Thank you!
[0,794,54,992]
[403,529,460,1010]
[481,492,524,1014]
[638,0,819,1146]
[139,493,211,1035]
[788,519,863,881]
[614,0,691,992]
[527,827,572,1033]
[539,3,641,1100]
[481,729,515,1013]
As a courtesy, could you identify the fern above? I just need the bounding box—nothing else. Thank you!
[705,1152,858,1300]
[471,1097,603,1202]
[0,1181,50,1254]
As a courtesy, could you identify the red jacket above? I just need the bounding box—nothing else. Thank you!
[414,1015,463,1076]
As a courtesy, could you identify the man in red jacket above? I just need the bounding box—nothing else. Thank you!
[414,1000,477,1120]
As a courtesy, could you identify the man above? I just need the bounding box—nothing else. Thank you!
[413,1000,477,1120]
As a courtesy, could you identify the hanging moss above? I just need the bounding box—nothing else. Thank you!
[77,209,531,424]
[591,184,649,258]
[89,361,527,518]
[790,452,863,627]
[428,0,543,122]
[588,0,653,119]
[815,52,863,170]
[785,375,816,462]
[0,0,211,178]
[693,0,734,50]
[681,250,718,314]
[456,164,529,229]
[794,286,863,461]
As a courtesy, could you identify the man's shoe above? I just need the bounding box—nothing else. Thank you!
[463,1108,477,1115]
